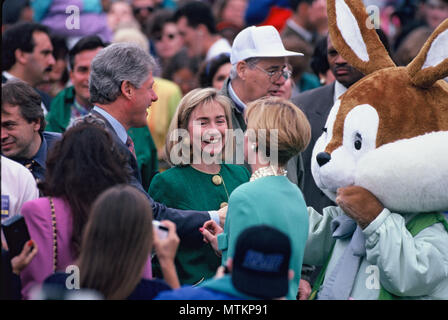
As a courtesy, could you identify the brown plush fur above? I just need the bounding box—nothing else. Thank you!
[326,68,448,153]
[407,19,448,88]
[327,0,395,75]
[325,0,448,154]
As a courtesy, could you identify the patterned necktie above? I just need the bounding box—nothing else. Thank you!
[126,135,137,159]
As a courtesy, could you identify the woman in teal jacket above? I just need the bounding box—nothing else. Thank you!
[201,96,312,300]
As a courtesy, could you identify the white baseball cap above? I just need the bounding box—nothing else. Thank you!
[230,25,304,65]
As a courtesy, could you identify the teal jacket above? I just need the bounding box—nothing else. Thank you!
[45,86,158,190]
[304,206,448,299]
[218,176,309,300]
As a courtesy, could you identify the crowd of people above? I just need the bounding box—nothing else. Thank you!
[1,0,448,301]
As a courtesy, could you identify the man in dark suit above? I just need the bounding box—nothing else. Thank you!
[88,42,223,245]
[292,35,364,214]
[2,22,55,114]
[293,30,391,214]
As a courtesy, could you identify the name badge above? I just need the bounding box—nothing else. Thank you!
[1,195,10,218]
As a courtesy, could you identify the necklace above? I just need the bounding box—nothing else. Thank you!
[250,165,287,182]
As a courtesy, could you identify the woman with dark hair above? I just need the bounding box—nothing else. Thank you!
[44,184,180,300]
[19,119,134,299]
[198,53,231,90]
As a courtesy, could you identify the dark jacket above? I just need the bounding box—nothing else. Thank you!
[89,110,211,246]
[292,83,336,213]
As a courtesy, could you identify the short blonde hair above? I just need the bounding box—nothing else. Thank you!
[165,88,233,166]
[245,97,311,167]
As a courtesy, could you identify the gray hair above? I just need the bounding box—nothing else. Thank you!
[229,57,260,80]
[89,42,157,104]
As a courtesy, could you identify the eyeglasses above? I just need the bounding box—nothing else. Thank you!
[155,33,178,42]
[133,6,154,15]
[254,65,292,83]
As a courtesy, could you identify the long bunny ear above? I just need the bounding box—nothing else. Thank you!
[407,19,448,88]
[327,0,395,75]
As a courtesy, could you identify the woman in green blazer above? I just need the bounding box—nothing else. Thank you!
[201,97,312,300]
[149,88,250,285]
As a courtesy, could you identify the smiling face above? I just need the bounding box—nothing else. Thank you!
[1,103,41,159]
[70,47,103,107]
[187,101,228,159]
[127,72,158,128]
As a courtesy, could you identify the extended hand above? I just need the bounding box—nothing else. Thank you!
[153,220,180,262]
[200,220,223,257]
[217,205,228,228]
[336,186,384,229]
[11,240,38,275]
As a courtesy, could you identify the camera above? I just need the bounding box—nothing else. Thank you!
[152,220,168,240]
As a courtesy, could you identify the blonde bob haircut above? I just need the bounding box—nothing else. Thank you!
[165,88,233,166]
[245,96,311,167]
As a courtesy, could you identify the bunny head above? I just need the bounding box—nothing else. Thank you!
[312,0,448,213]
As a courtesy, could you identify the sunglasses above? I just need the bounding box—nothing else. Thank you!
[133,6,154,15]
[155,33,178,42]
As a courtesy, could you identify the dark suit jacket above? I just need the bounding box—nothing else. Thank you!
[220,78,306,190]
[292,83,336,213]
[89,110,210,245]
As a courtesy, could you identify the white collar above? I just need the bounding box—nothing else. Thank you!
[333,80,348,102]
[228,81,246,113]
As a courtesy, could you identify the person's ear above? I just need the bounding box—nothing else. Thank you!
[197,24,207,36]
[14,49,29,65]
[32,119,41,132]
[236,61,247,80]
[121,80,133,100]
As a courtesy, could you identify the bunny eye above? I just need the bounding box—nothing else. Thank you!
[354,133,362,150]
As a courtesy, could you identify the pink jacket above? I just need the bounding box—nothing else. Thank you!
[20,197,152,299]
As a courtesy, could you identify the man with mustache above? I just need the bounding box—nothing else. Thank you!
[2,22,55,115]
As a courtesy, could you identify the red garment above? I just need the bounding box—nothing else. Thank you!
[258,7,292,32]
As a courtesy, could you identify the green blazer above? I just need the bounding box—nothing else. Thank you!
[218,175,309,300]
[149,164,250,285]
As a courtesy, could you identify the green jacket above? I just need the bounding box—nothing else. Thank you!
[149,164,250,285]
[45,86,158,190]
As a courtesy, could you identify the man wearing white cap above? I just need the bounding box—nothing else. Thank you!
[220,25,307,189]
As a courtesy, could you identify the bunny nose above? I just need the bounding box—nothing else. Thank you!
[316,152,331,167]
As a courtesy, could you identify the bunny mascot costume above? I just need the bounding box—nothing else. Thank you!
[303,0,448,300]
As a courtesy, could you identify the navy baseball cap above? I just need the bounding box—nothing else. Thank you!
[231,225,291,299]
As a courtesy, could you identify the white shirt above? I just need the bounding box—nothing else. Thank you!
[1,156,39,222]
[206,38,231,61]
[333,80,348,102]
